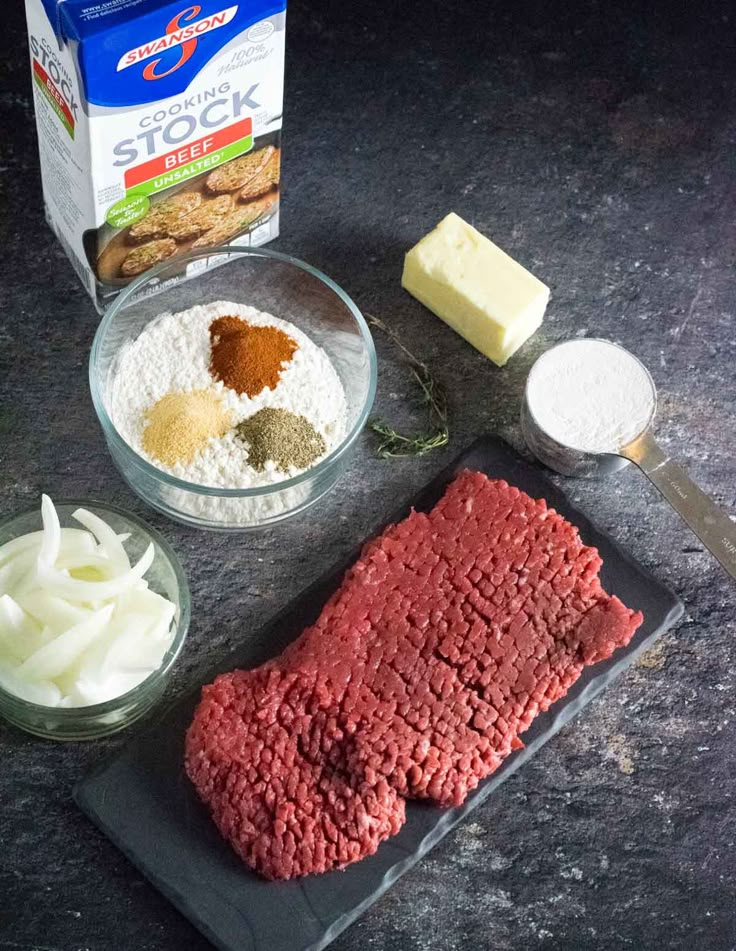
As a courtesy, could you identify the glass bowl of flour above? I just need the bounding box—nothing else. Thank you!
[89,248,377,530]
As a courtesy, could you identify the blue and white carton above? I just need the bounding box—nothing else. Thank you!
[25,0,286,310]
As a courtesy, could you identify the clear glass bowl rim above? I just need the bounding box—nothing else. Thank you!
[0,498,191,721]
[89,246,378,498]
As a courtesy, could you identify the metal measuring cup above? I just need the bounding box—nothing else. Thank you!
[521,340,736,582]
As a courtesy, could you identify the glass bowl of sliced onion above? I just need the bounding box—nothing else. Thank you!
[0,496,190,740]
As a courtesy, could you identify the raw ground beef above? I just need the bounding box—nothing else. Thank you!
[186,471,643,880]
[185,666,405,880]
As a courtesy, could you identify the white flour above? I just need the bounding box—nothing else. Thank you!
[108,300,348,489]
[525,339,655,453]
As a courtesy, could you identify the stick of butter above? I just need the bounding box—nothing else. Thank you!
[402,213,550,367]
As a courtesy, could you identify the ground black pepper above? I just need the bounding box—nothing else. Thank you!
[236,408,326,473]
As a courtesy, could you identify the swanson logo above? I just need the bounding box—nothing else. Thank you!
[116,5,238,79]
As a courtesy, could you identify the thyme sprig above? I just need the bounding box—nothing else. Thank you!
[367,314,449,458]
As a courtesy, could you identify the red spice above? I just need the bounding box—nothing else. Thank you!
[209,316,298,398]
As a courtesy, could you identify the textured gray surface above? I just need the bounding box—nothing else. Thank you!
[0,1,734,949]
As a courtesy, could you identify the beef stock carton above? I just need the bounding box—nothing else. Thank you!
[25,0,286,311]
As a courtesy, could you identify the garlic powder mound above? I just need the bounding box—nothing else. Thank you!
[142,390,231,466]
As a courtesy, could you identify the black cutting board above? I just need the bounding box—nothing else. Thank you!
[75,436,684,951]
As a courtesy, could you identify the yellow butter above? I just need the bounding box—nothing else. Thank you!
[402,213,549,367]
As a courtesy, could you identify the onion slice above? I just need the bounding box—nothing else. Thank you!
[16,592,90,634]
[73,507,131,574]
[0,528,91,568]
[38,543,155,603]
[16,605,115,681]
[0,664,63,707]
[0,595,44,663]
[38,494,62,571]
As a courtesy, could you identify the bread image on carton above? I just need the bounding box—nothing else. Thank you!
[25,0,286,311]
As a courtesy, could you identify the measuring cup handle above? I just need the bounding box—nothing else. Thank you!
[621,432,736,583]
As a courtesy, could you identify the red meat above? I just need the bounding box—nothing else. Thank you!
[185,666,405,881]
[185,470,643,879]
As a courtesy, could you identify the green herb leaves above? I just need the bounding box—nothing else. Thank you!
[367,314,449,459]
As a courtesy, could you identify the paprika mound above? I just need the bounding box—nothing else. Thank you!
[209,315,298,398]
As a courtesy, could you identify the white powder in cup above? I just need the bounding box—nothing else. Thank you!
[525,339,655,454]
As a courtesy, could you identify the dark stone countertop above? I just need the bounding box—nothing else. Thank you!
[1,1,735,948]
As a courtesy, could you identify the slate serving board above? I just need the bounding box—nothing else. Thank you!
[75,436,684,951]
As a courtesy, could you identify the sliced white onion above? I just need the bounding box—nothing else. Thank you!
[16,591,90,634]
[115,587,175,623]
[38,494,62,571]
[0,528,92,568]
[70,669,154,707]
[0,664,63,707]
[1,534,97,598]
[0,595,44,663]
[72,507,131,574]
[16,605,115,681]
[0,593,37,634]
[0,553,35,597]
[100,612,170,676]
[0,497,177,709]
[38,543,155,603]
[147,602,177,643]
